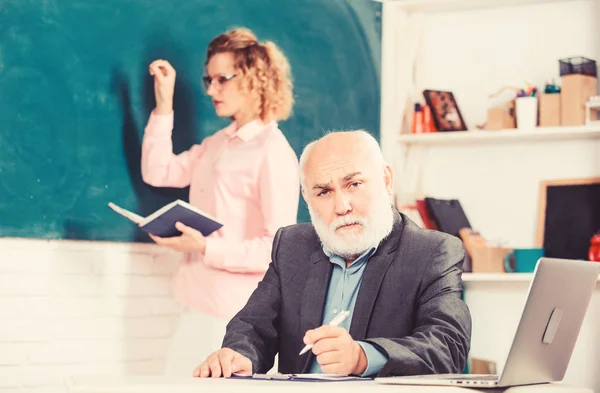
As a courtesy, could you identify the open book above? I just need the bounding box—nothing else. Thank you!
[108,200,223,238]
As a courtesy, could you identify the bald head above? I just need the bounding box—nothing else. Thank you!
[299,131,386,189]
[299,130,394,259]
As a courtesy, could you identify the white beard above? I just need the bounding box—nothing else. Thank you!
[308,190,395,259]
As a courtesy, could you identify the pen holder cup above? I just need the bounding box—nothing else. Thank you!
[516,97,538,130]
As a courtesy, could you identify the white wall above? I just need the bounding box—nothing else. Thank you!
[0,239,182,393]
[417,139,600,247]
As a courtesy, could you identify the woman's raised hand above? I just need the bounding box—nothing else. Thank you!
[149,59,176,115]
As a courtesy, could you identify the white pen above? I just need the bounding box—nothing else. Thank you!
[299,310,351,355]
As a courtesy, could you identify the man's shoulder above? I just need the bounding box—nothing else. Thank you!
[275,222,320,249]
[271,223,325,265]
[387,213,466,277]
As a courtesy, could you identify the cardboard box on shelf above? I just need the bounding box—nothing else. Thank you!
[486,107,515,130]
[561,74,597,126]
[539,93,561,127]
[471,246,512,273]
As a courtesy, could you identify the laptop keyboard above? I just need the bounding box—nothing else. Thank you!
[454,374,499,381]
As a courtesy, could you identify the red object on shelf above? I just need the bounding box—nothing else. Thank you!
[416,199,437,230]
[589,234,600,262]
[412,103,424,134]
[423,104,434,133]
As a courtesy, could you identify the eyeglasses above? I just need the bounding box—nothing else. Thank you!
[202,74,237,90]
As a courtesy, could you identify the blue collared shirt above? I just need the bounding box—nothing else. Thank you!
[309,246,389,376]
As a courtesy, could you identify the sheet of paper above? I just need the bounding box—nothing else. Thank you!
[249,373,368,381]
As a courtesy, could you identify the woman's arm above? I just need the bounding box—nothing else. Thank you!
[141,111,206,188]
[141,60,206,188]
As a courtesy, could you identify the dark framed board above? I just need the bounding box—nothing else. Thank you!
[536,178,600,260]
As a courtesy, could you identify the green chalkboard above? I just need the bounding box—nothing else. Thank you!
[0,0,381,242]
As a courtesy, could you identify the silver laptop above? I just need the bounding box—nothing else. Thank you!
[375,257,600,388]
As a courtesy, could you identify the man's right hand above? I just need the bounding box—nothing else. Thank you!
[193,348,253,378]
[148,59,176,115]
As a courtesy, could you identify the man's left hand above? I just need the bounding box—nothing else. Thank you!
[303,325,367,375]
[149,222,207,254]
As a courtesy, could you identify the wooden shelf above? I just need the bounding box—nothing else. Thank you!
[462,273,533,282]
[463,272,600,284]
[397,125,600,146]
[380,0,580,12]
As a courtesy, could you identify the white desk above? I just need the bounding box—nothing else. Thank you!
[65,376,593,393]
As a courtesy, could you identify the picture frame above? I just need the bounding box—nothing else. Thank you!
[422,89,468,131]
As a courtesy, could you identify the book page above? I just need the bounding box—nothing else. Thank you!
[139,200,178,226]
[175,200,221,223]
[108,202,144,224]
[139,199,223,226]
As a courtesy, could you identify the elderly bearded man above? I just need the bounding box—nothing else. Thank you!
[194,131,471,378]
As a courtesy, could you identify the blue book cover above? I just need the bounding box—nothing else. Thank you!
[108,200,223,238]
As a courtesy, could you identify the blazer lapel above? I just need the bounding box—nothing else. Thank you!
[349,212,404,341]
[299,249,332,372]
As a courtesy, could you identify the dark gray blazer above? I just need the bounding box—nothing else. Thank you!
[222,211,472,377]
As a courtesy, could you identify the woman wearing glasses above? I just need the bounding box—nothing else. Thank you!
[141,28,299,375]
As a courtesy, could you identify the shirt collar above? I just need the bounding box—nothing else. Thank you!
[224,119,275,142]
[323,245,377,272]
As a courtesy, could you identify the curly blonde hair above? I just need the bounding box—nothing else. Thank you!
[205,28,294,122]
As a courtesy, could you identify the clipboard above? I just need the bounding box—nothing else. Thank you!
[424,197,471,238]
